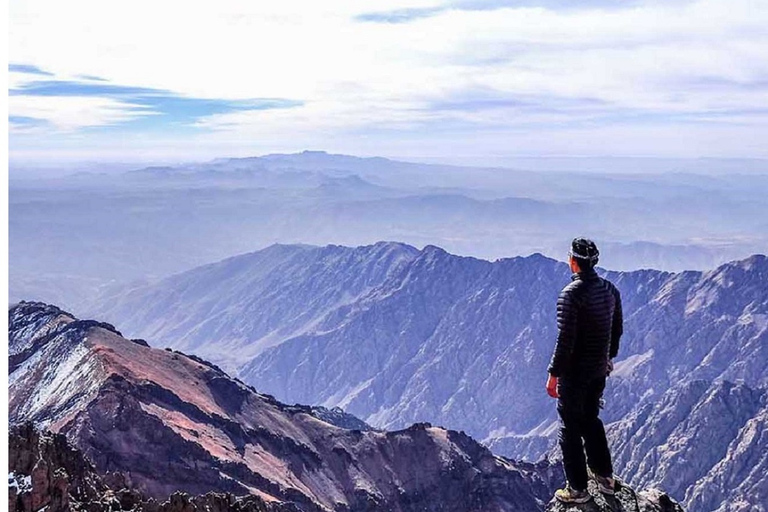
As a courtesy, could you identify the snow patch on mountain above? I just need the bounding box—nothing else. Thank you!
[8,472,32,494]
[10,324,104,427]
[29,342,92,413]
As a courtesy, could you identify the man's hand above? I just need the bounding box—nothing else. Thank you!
[546,374,559,398]
[607,359,614,376]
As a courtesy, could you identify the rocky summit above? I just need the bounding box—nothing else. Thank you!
[545,480,683,512]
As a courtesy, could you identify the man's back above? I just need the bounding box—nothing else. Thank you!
[550,268,623,380]
[557,269,622,379]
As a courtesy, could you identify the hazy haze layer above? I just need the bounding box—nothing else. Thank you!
[11,153,767,311]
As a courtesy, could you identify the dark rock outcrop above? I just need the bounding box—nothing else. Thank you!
[8,422,296,512]
[545,480,684,512]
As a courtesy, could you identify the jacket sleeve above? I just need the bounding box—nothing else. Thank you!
[548,286,579,377]
[609,286,623,359]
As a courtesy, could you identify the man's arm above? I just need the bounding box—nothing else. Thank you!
[548,286,579,378]
[609,286,623,359]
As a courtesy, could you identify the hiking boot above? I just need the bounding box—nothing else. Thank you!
[588,468,615,495]
[555,486,592,504]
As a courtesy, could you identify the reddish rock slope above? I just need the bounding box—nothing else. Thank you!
[9,301,558,512]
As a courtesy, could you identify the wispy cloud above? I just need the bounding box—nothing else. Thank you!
[8,63,53,76]
[449,0,646,8]
[75,74,109,82]
[10,95,153,132]
[9,69,302,132]
[356,0,650,24]
[9,115,50,134]
[355,7,445,23]
[426,90,607,113]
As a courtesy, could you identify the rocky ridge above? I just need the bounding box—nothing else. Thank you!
[8,420,684,512]
[10,301,563,512]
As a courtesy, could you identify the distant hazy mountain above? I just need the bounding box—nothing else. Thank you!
[88,243,768,511]
[10,152,767,312]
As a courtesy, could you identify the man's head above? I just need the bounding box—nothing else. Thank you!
[569,237,600,273]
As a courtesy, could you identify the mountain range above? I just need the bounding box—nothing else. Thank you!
[86,243,768,511]
[11,152,768,313]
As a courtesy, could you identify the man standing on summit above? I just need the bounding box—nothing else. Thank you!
[546,238,623,503]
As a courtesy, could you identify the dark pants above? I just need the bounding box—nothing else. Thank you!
[557,375,613,490]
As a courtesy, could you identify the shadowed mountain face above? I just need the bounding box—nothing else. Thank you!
[87,244,768,511]
[9,301,564,512]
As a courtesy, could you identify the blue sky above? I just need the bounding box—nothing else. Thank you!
[8,0,768,163]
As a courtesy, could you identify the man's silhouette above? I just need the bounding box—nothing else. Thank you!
[546,238,623,503]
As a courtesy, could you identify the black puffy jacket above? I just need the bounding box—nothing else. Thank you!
[548,268,623,380]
